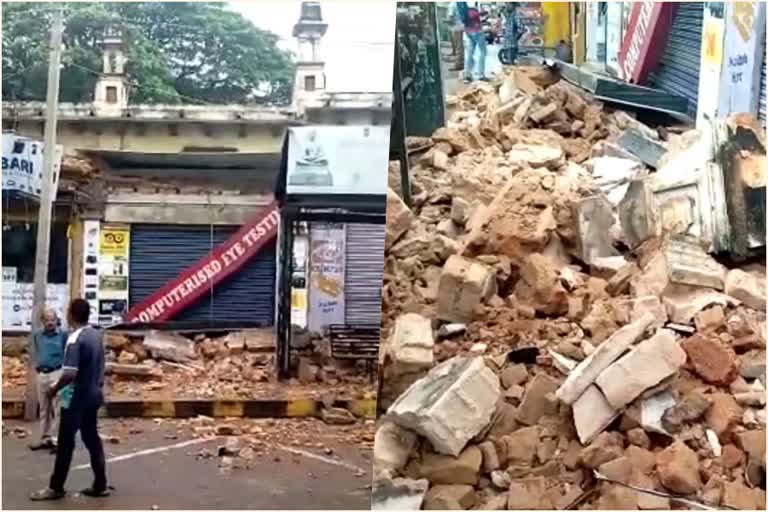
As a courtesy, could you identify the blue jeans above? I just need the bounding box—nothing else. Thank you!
[464,31,487,80]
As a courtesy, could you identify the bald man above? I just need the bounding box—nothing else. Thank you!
[29,309,67,451]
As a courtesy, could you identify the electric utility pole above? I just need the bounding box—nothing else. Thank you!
[26,7,64,421]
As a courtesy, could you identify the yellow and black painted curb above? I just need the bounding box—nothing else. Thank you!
[2,398,377,420]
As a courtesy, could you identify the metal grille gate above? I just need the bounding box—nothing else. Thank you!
[647,2,704,118]
[344,223,385,325]
[129,224,276,325]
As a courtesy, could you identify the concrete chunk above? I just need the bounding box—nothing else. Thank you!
[386,188,415,251]
[437,256,495,323]
[373,421,418,474]
[423,485,476,510]
[662,287,734,324]
[616,128,667,168]
[143,330,198,362]
[386,357,501,456]
[507,477,551,510]
[725,269,766,311]
[631,238,727,297]
[415,446,482,485]
[371,478,429,511]
[517,373,560,425]
[596,329,686,409]
[575,195,619,264]
[387,313,435,377]
[573,384,621,445]
[556,312,655,405]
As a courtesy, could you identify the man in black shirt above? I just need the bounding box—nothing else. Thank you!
[30,299,109,501]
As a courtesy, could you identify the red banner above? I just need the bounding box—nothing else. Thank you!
[618,2,677,84]
[124,202,280,323]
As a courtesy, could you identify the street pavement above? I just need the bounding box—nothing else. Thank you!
[2,419,372,510]
[442,42,503,97]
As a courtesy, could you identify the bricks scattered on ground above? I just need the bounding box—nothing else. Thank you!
[4,328,375,402]
[375,64,766,510]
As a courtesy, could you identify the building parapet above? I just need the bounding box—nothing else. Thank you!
[2,102,300,125]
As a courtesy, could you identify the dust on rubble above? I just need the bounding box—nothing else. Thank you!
[376,65,766,511]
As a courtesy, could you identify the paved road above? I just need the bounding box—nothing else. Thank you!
[2,419,372,510]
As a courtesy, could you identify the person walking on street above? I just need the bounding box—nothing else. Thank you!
[28,308,67,452]
[458,2,489,83]
[447,3,464,71]
[30,299,109,501]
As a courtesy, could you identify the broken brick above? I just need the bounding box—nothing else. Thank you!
[681,334,738,385]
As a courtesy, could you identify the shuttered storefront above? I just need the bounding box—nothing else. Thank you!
[760,44,766,127]
[129,224,276,325]
[647,2,704,118]
[344,223,385,325]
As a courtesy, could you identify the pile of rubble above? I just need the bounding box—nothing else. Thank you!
[2,329,373,400]
[374,66,766,510]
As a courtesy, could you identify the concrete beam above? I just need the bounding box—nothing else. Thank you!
[104,203,267,225]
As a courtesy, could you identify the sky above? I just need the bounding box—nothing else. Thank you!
[228,1,395,93]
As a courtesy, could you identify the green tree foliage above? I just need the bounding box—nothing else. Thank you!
[2,2,295,105]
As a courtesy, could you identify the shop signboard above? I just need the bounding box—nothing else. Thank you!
[1,282,69,332]
[125,202,280,323]
[617,2,677,83]
[1,132,62,201]
[717,2,767,117]
[307,223,345,333]
[285,126,388,196]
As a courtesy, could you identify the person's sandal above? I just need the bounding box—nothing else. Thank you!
[30,488,66,501]
[81,486,113,498]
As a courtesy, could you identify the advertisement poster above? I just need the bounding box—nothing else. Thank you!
[307,224,345,333]
[1,283,69,332]
[97,224,130,324]
[285,126,389,196]
[516,3,544,50]
[82,220,101,324]
[1,132,62,201]
[291,236,308,329]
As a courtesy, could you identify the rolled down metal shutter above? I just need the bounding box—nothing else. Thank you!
[647,3,703,118]
[760,44,766,127]
[344,223,385,325]
[129,224,276,325]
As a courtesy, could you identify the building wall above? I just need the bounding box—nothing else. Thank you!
[543,2,571,48]
[5,120,286,154]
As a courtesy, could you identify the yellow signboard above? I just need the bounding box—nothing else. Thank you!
[702,18,724,69]
[99,225,130,258]
[291,289,306,310]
